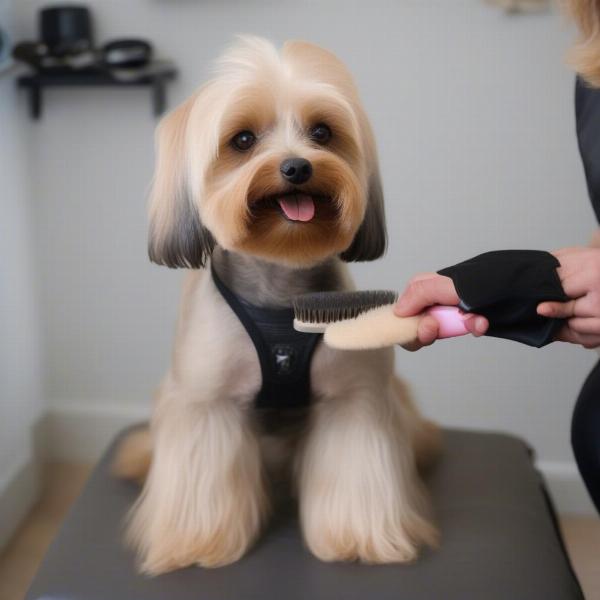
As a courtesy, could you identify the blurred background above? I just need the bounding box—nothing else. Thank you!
[0,0,597,571]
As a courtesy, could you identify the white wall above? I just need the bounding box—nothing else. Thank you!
[14,0,598,510]
[0,0,43,544]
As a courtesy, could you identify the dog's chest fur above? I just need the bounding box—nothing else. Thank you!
[169,248,381,409]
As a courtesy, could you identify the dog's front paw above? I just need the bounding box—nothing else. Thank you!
[302,501,438,564]
[136,525,257,574]
[128,497,266,575]
[127,468,269,574]
[299,435,439,563]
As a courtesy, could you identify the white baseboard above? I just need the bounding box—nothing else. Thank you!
[0,459,39,548]
[536,460,596,516]
[36,403,597,516]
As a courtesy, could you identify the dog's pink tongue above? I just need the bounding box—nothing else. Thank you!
[277,194,315,222]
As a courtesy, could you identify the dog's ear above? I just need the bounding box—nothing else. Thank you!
[148,95,215,269]
[340,170,386,262]
[340,117,387,262]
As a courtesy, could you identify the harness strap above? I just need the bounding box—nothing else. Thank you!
[211,264,321,409]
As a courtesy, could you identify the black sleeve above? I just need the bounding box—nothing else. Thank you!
[438,250,568,348]
[576,77,600,223]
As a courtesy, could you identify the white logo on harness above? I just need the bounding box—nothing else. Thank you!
[272,345,295,375]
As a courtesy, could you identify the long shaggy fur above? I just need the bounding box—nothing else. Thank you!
[114,36,439,575]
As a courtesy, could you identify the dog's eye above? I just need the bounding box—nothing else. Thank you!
[309,123,332,145]
[231,130,256,152]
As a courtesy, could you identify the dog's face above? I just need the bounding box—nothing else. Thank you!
[149,37,386,268]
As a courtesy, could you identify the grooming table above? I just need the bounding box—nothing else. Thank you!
[25,428,583,600]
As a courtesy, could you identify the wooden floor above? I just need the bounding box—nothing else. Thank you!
[561,516,600,599]
[0,463,92,600]
[0,462,599,600]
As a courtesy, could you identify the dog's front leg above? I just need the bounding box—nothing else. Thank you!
[126,398,268,574]
[298,376,438,564]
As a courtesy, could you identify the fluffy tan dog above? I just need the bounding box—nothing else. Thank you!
[113,36,439,575]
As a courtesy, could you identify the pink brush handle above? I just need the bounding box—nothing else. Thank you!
[424,305,470,339]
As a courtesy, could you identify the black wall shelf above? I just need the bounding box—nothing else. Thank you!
[17,64,177,120]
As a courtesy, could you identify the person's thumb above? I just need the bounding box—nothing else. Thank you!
[394,275,460,317]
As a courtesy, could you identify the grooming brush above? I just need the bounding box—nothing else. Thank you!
[292,290,470,350]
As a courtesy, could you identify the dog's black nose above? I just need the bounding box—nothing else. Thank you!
[280,158,313,185]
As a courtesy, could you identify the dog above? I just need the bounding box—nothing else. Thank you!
[113,35,440,575]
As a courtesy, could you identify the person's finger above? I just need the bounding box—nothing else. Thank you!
[400,316,439,352]
[417,315,440,345]
[394,276,459,317]
[559,272,592,298]
[537,300,577,318]
[555,325,600,349]
[538,295,599,319]
[464,315,489,337]
[557,251,600,297]
[554,325,582,344]
[566,293,600,318]
[566,317,600,336]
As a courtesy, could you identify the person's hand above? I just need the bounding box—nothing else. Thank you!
[537,247,600,349]
[394,273,489,351]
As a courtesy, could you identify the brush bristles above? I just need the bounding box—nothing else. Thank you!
[292,290,398,324]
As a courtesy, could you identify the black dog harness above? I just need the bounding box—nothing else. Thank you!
[211,265,321,409]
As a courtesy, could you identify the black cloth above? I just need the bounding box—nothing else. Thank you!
[438,250,567,347]
[574,77,600,515]
[211,265,321,409]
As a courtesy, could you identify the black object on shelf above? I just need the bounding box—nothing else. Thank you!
[17,62,177,119]
[103,39,153,69]
[40,5,93,57]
